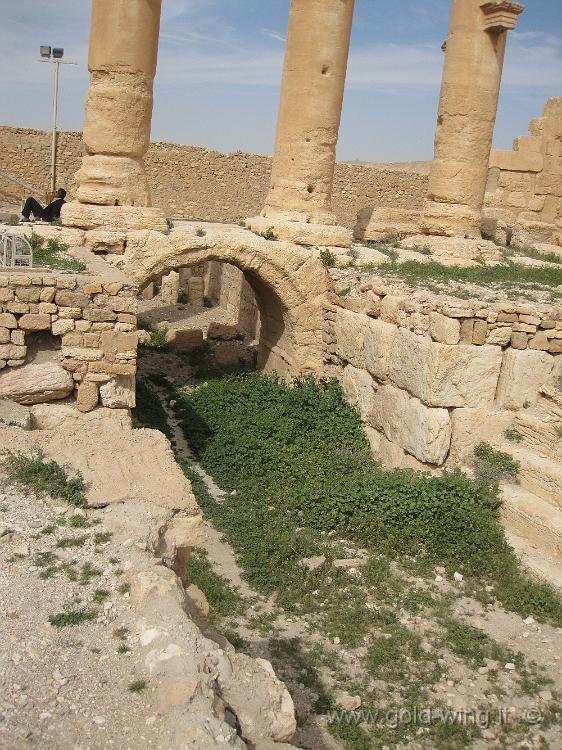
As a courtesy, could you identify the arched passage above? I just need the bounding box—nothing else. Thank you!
[120,223,332,376]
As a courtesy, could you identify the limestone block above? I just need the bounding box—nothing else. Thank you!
[0,329,9,345]
[0,398,32,430]
[246,215,352,249]
[429,312,460,344]
[380,295,405,324]
[85,229,127,255]
[389,328,502,408]
[61,347,104,362]
[448,408,513,463]
[76,381,99,413]
[18,314,51,331]
[486,327,512,346]
[55,290,90,308]
[187,277,204,308]
[99,375,135,409]
[161,271,180,305]
[369,383,451,465]
[334,309,368,368]
[495,349,554,410]
[51,319,75,336]
[0,313,17,329]
[0,344,26,360]
[166,329,204,352]
[61,202,168,232]
[100,330,138,357]
[342,365,376,422]
[489,150,543,173]
[0,362,73,405]
[364,318,396,380]
[207,323,238,341]
[354,207,421,241]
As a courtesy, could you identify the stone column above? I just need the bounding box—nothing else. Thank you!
[247,0,355,248]
[421,0,524,238]
[63,0,167,232]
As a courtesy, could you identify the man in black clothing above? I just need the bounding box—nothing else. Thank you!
[21,188,67,222]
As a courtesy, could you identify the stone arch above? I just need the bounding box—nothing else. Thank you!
[121,224,332,376]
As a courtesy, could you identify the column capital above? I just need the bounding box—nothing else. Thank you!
[480,1,524,32]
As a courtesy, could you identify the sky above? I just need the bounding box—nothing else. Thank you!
[0,0,561,163]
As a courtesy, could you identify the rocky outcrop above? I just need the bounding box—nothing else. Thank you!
[0,362,73,405]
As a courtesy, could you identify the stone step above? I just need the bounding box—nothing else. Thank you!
[508,448,562,508]
[512,412,561,460]
[501,485,562,558]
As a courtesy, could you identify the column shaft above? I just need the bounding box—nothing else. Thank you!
[422,0,524,238]
[248,0,355,247]
[75,0,162,207]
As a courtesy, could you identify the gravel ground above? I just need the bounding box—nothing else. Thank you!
[0,488,167,750]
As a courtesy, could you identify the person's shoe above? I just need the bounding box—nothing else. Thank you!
[20,216,30,223]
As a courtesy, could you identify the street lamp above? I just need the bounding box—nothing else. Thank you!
[38,46,77,196]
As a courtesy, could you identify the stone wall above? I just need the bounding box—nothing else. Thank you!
[0,268,138,412]
[205,262,260,340]
[485,97,562,245]
[325,284,562,553]
[0,126,428,228]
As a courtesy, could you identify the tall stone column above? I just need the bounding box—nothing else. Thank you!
[247,0,355,247]
[421,0,524,238]
[63,0,167,231]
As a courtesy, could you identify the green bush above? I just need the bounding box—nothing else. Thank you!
[2,448,87,507]
[32,236,86,272]
[173,374,562,624]
[320,248,336,267]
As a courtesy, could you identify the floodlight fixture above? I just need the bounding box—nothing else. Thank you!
[52,47,64,59]
[40,46,52,58]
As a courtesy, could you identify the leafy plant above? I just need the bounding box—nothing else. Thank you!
[32,236,86,272]
[177,287,188,304]
[2,448,87,507]
[128,680,146,693]
[504,428,524,443]
[48,609,96,628]
[174,375,562,624]
[258,227,278,241]
[195,227,206,237]
[320,248,336,267]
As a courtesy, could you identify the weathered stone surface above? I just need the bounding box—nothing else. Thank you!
[0,362,73,405]
[18,314,51,331]
[342,365,375,422]
[429,312,461,344]
[0,398,32,430]
[99,375,136,409]
[207,323,238,340]
[496,349,554,410]
[449,408,513,463]
[334,309,368,368]
[389,328,502,407]
[364,318,395,380]
[166,329,204,352]
[76,381,99,413]
[369,383,452,465]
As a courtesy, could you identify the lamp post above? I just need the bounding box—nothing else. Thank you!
[38,46,77,196]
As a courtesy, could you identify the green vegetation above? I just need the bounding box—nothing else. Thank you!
[56,535,87,548]
[48,609,96,628]
[93,531,112,544]
[174,374,562,625]
[320,248,336,267]
[473,442,520,489]
[177,287,189,304]
[504,428,524,443]
[128,680,146,693]
[31,233,86,272]
[2,448,87,507]
[187,549,247,629]
[257,226,278,241]
[195,227,206,237]
[376,258,562,291]
[93,588,110,603]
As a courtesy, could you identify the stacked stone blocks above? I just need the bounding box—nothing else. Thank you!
[0,271,138,412]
